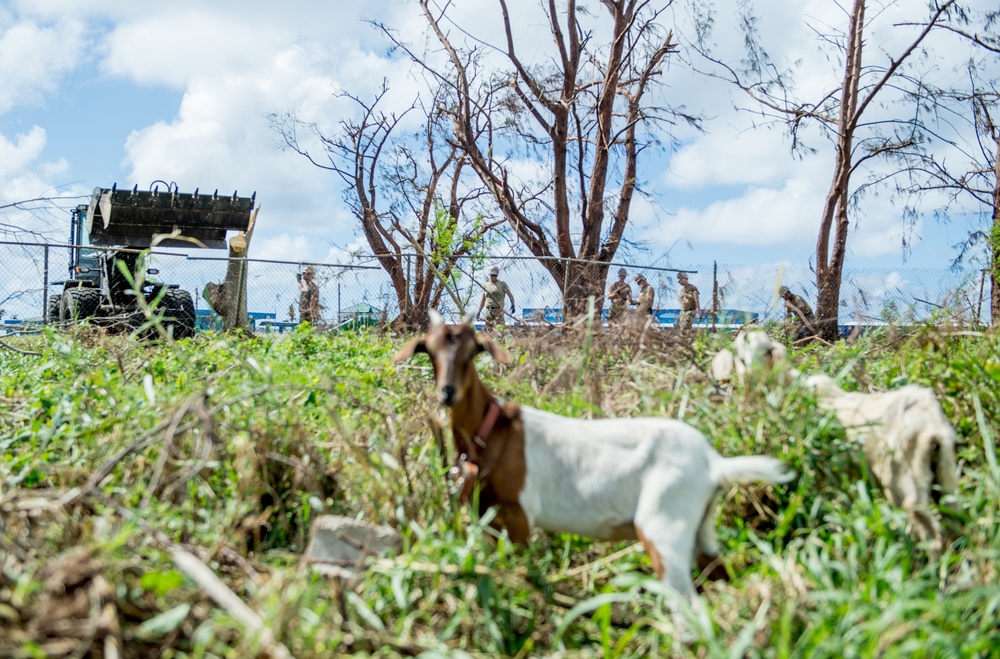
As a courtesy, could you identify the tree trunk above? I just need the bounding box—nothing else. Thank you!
[991,132,1000,328]
[561,261,610,322]
[814,0,864,342]
[815,194,851,340]
[414,0,668,325]
[221,207,259,331]
[992,209,1000,328]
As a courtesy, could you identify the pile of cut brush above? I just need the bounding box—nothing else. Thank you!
[0,487,273,658]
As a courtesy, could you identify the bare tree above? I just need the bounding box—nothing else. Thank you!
[271,84,499,328]
[901,86,1000,325]
[957,91,1000,325]
[695,0,959,339]
[382,0,686,320]
[896,10,1000,326]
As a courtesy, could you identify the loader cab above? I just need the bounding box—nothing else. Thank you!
[68,204,101,286]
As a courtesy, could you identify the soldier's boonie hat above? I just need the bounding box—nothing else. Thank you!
[303,266,315,276]
[618,268,627,277]
[677,272,688,281]
[779,285,790,295]
[489,266,500,275]
[634,274,646,283]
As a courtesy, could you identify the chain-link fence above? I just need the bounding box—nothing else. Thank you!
[0,241,385,333]
[415,255,993,330]
[0,240,993,334]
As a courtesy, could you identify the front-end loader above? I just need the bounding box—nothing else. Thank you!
[51,182,255,338]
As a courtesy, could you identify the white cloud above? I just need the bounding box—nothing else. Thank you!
[647,176,823,248]
[254,233,315,262]
[663,123,808,189]
[647,0,1000,265]
[100,11,291,88]
[117,41,359,258]
[321,238,371,266]
[0,126,86,240]
[0,126,47,179]
[0,126,82,220]
[646,148,926,261]
[0,16,87,114]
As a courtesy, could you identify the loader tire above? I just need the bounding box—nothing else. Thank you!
[61,287,101,323]
[46,295,61,324]
[161,289,196,339]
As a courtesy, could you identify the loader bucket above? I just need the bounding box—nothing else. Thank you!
[86,184,256,248]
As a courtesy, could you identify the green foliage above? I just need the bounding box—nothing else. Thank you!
[429,204,496,310]
[1,325,999,656]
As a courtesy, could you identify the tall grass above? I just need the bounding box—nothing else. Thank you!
[1,323,998,656]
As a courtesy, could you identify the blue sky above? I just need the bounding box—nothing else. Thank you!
[1,0,996,275]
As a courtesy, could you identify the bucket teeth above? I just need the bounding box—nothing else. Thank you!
[86,183,256,248]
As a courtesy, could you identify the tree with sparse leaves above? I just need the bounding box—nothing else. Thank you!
[271,83,499,328]
[896,9,1000,326]
[694,0,962,339]
[381,0,689,321]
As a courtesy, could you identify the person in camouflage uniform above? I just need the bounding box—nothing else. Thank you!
[607,268,632,325]
[477,265,515,330]
[297,266,321,324]
[780,285,815,340]
[676,272,701,334]
[632,273,654,322]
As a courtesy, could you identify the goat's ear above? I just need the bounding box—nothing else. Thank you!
[429,309,444,329]
[392,337,427,363]
[475,333,513,364]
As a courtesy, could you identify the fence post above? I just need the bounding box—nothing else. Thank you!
[977,268,986,328]
[404,254,411,321]
[337,282,341,326]
[43,244,50,324]
[712,261,718,333]
[563,258,570,323]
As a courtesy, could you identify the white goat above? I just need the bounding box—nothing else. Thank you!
[804,373,959,552]
[711,329,795,385]
[394,312,796,610]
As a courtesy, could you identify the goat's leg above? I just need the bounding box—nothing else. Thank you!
[909,508,944,556]
[897,469,946,555]
[634,515,698,599]
[904,474,945,554]
[694,495,729,583]
[634,483,712,642]
[933,438,959,503]
[496,502,531,544]
[635,513,702,642]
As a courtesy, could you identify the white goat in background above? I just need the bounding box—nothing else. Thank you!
[711,329,796,385]
[804,373,960,553]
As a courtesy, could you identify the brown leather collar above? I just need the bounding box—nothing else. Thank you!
[451,399,503,501]
[473,399,502,452]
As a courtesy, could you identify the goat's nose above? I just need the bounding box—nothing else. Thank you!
[440,385,456,407]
